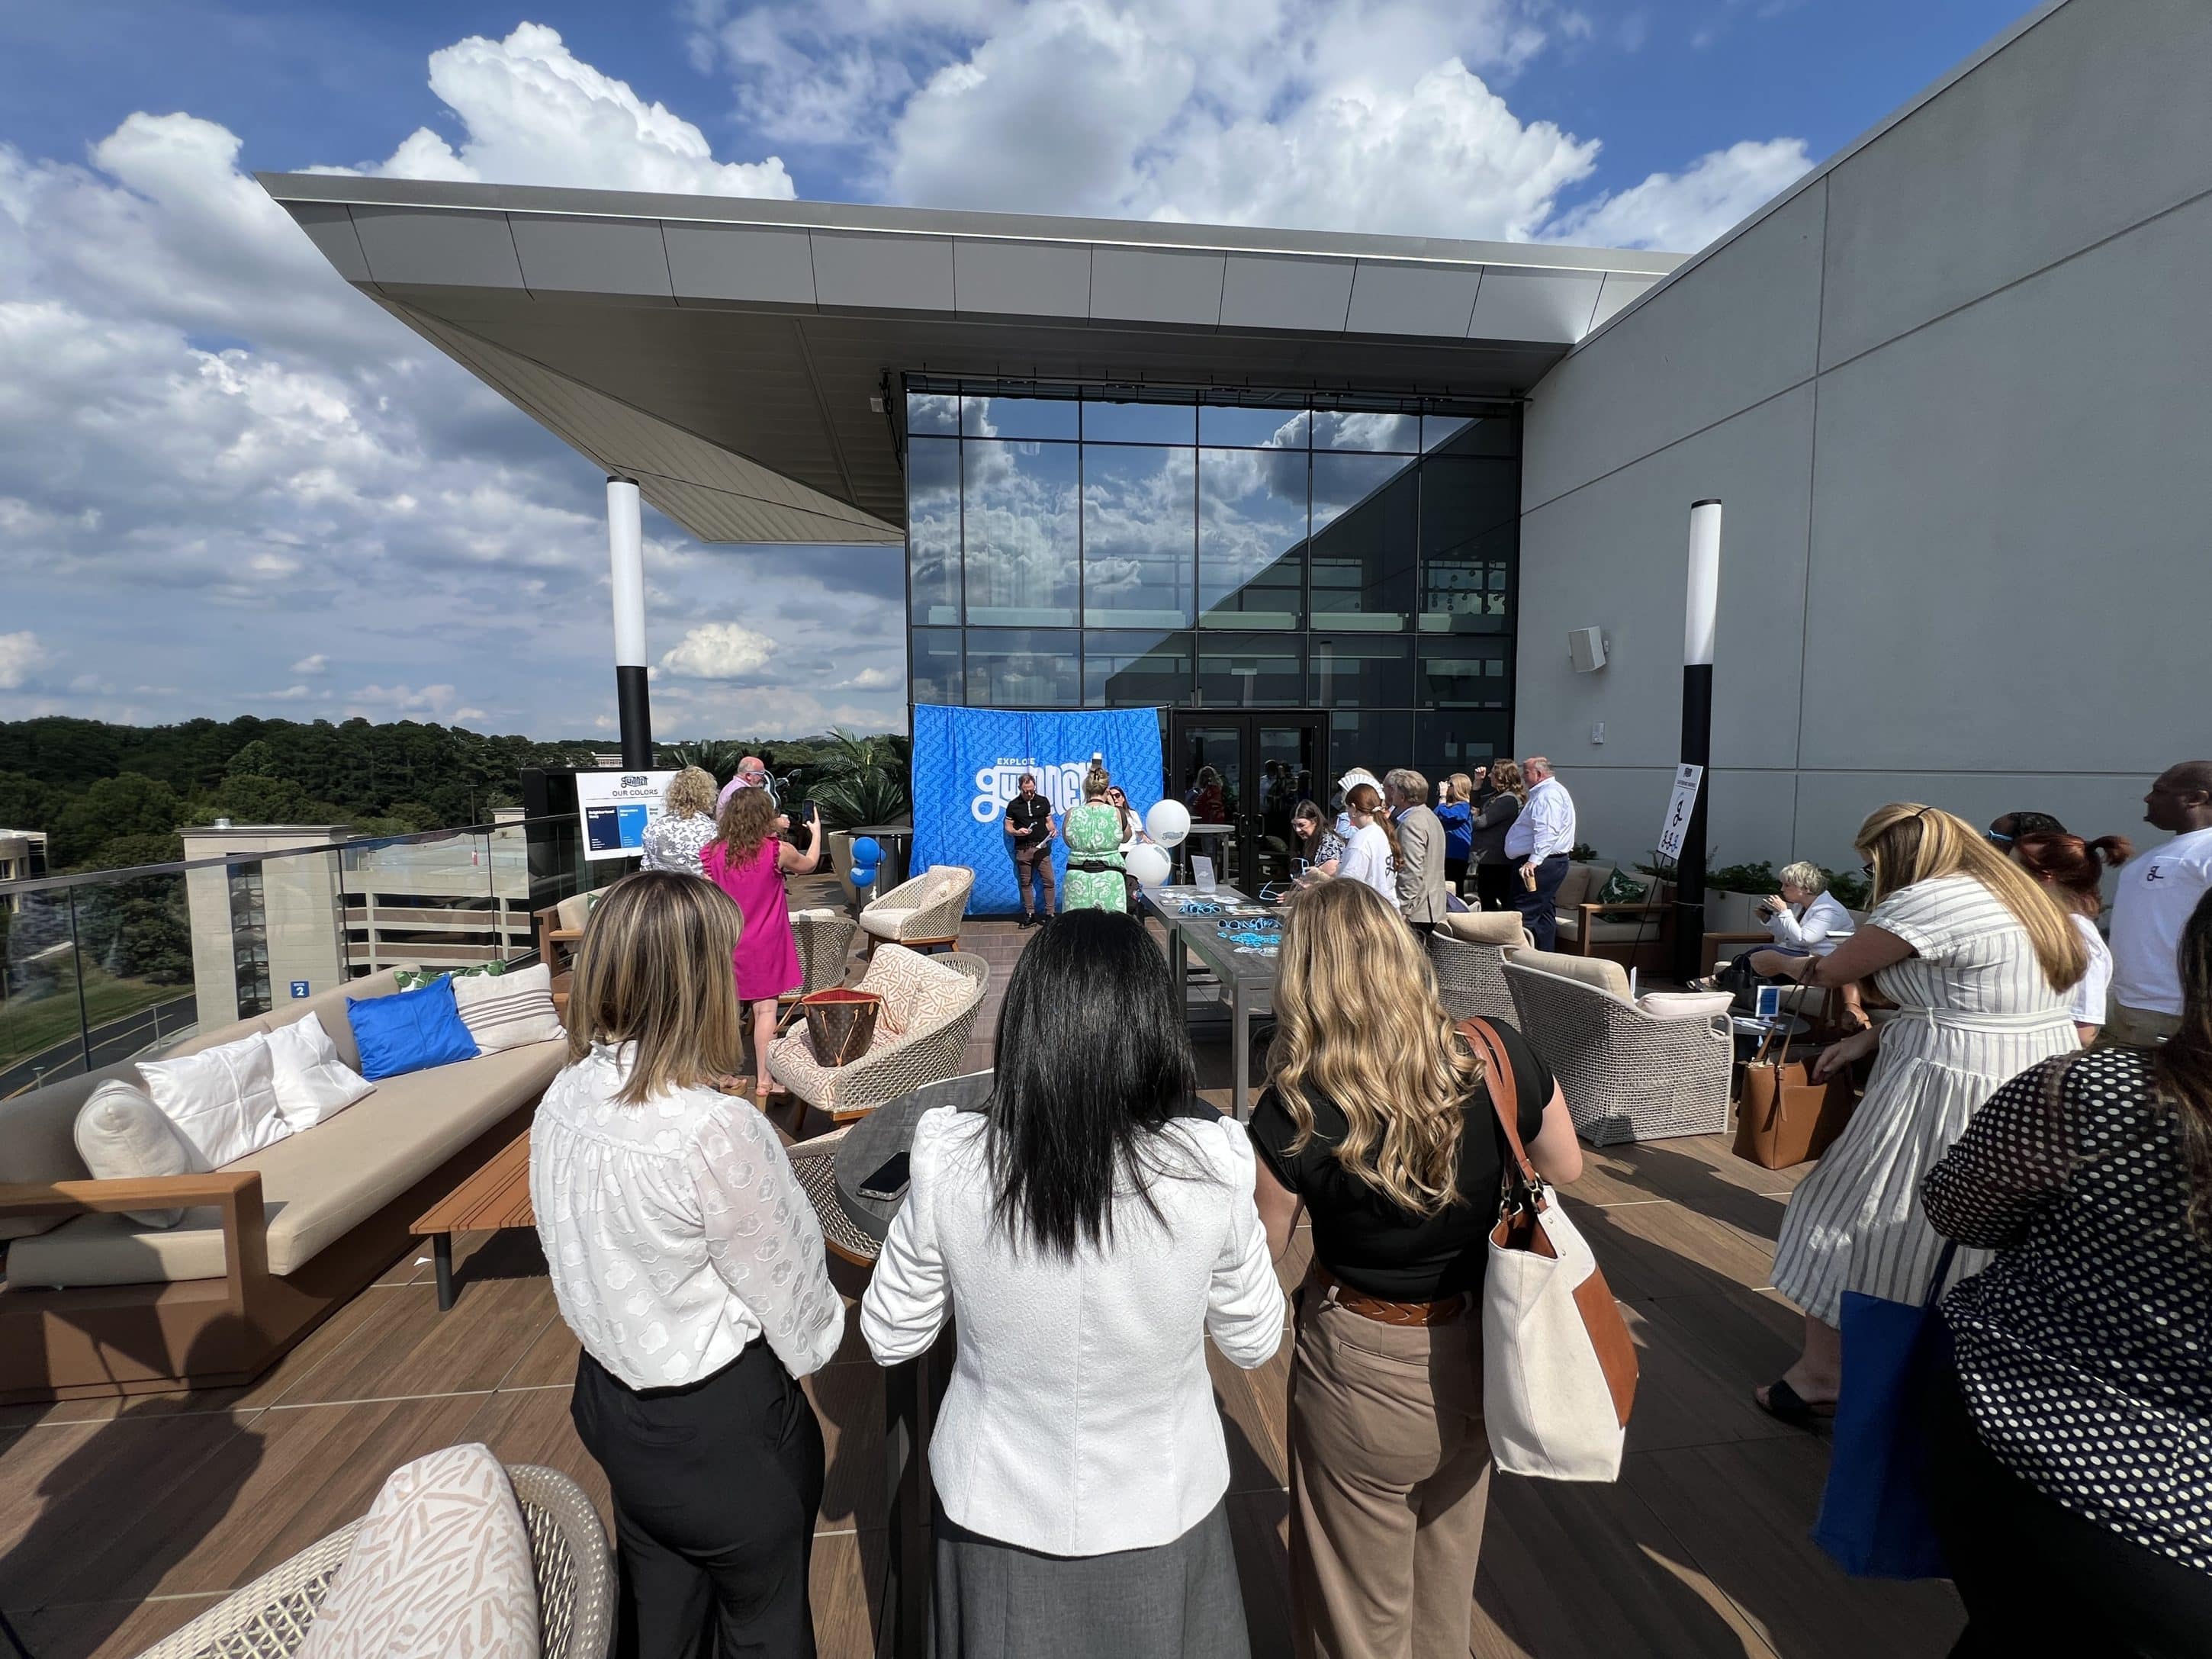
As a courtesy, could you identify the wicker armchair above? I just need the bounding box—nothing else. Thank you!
[1501,956,1731,1146]
[135,1463,613,1659]
[1428,931,1522,1024]
[767,950,991,1123]
[858,865,973,954]
[786,1124,880,1266]
[780,909,859,1008]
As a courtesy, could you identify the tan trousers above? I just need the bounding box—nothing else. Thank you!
[2104,1003,2181,1047]
[1287,1284,1491,1659]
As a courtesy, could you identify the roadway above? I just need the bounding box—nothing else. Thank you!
[0,992,198,1098]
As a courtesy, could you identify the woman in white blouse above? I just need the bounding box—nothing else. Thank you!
[1333,781,1400,905]
[532,871,845,1659]
[1695,860,1868,1027]
[861,911,1284,1659]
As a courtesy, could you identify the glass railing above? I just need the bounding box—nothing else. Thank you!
[0,815,600,1098]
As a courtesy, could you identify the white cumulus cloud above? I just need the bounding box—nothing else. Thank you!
[1545,137,1815,252]
[289,654,328,675]
[660,622,777,681]
[355,23,796,200]
[0,631,50,690]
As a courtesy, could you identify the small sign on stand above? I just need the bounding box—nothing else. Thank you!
[1655,764,1705,863]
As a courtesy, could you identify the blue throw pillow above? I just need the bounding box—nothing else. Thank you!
[346,976,481,1082]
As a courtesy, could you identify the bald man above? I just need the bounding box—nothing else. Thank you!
[715,754,773,812]
[2105,760,2212,1045]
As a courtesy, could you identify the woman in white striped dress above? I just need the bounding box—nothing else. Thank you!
[1754,804,2088,1428]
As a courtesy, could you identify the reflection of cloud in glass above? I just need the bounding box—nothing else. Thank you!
[908,438,960,622]
[1199,448,1307,616]
[906,393,959,436]
[1312,410,1418,452]
[1084,447,1194,619]
[964,440,1077,621]
[1310,451,1415,523]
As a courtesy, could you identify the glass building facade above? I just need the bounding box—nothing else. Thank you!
[903,379,1519,789]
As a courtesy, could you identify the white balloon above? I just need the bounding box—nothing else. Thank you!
[1144,799,1191,849]
[1127,844,1173,888]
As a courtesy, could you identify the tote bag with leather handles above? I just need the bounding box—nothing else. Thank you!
[1460,1018,1638,1482]
[1734,1022,1858,1170]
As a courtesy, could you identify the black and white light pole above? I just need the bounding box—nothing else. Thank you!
[606,475,653,770]
[1673,498,1722,982]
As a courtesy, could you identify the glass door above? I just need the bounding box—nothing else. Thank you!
[1168,713,1324,892]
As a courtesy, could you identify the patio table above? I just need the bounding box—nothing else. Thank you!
[1140,883,1281,1122]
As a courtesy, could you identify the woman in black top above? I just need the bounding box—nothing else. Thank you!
[1249,878,1580,1659]
[1920,888,2212,1657]
[1468,758,1526,912]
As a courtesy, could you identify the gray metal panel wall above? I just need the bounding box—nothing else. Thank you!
[349,204,525,289]
[1515,0,2212,870]
[1344,260,1481,338]
[663,223,818,305]
[1219,253,1355,333]
[810,230,956,311]
[1088,246,1227,327]
[953,238,1092,318]
[508,214,673,298]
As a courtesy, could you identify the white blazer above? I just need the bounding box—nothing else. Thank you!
[860,1102,1284,1556]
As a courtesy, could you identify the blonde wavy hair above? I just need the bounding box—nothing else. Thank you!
[564,871,746,1105]
[1858,803,2087,992]
[1268,878,1481,1214]
[664,765,719,821]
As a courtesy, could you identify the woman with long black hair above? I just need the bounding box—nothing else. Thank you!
[1921,886,2212,1653]
[861,911,1284,1658]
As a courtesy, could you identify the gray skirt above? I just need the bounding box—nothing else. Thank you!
[932,1497,1249,1659]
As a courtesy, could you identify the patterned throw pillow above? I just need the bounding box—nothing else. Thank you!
[394,961,505,992]
[1594,869,1649,921]
[857,946,973,1037]
[296,1443,536,1659]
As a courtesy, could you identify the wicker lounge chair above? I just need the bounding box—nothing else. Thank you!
[767,950,991,1123]
[1501,955,1731,1146]
[857,866,973,955]
[133,1462,614,1659]
[1427,915,1529,1025]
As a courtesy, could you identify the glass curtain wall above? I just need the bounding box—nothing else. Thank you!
[905,381,1519,776]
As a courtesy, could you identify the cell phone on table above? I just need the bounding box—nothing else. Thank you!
[854,1152,911,1204]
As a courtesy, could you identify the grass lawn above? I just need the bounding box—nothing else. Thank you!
[0,964,190,1076]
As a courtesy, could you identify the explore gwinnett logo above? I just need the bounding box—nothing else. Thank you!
[969,760,1091,823]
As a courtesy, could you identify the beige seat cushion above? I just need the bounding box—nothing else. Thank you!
[1506,947,1633,1001]
[856,946,972,1037]
[6,1040,562,1288]
[1437,909,1529,946]
[1555,913,1667,944]
[1553,863,1609,911]
[1638,992,1735,1021]
[857,907,917,940]
[298,1443,536,1659]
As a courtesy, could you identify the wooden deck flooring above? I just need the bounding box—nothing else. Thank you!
[0,915,1964,1657]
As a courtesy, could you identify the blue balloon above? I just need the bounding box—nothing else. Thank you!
[850,863,878,889]
[851,837,883,865]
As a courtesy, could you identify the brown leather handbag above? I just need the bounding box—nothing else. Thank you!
[799,986,882,1068]
[1734,1024,1857,1169]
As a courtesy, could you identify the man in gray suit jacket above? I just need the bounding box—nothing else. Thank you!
[1384,768,1452,935]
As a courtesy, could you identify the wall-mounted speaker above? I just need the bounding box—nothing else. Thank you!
[1567,627,1608,674]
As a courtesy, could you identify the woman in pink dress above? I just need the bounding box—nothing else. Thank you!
[702,788,824,1104]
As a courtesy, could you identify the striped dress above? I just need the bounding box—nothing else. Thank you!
[1770,873,2079,1324]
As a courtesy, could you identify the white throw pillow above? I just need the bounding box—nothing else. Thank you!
[297,1443,537,1659]
[263,1011,375,1130]
[451,962,562,1053]
[1638,991,1736,1021]
[74,1079,211,1228]
[137,1033,291,1169]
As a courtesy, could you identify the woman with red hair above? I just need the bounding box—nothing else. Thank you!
[2011,831,2133,1045]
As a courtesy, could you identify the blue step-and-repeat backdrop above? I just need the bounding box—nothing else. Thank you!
[909,705,1165,915]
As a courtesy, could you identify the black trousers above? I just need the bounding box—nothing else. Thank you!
[1513,854,1571,950]
[1474,862,1519,913]
[1444,855,1470,895]
[572,1343,825,1659]
[1927,1367,2212,1657]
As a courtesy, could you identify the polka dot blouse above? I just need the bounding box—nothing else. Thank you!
[1922,1047,2212,1575]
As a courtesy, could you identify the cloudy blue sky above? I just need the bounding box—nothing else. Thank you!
[0,0,2030,739]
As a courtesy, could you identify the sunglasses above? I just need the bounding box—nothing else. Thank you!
[1985,831,2014,847]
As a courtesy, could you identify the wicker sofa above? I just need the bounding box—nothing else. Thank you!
[1548,862,1674,971]
[0,968,564,1402]
[134,1462,612,1659]
[1501,952,1731,1146]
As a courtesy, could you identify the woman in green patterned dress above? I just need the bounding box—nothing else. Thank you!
[1062,767,1130,914]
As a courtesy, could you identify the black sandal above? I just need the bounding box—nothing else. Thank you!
[1755,1377,1836,1431]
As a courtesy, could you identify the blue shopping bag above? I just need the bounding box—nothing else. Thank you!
[1809,1243,1957,1580]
